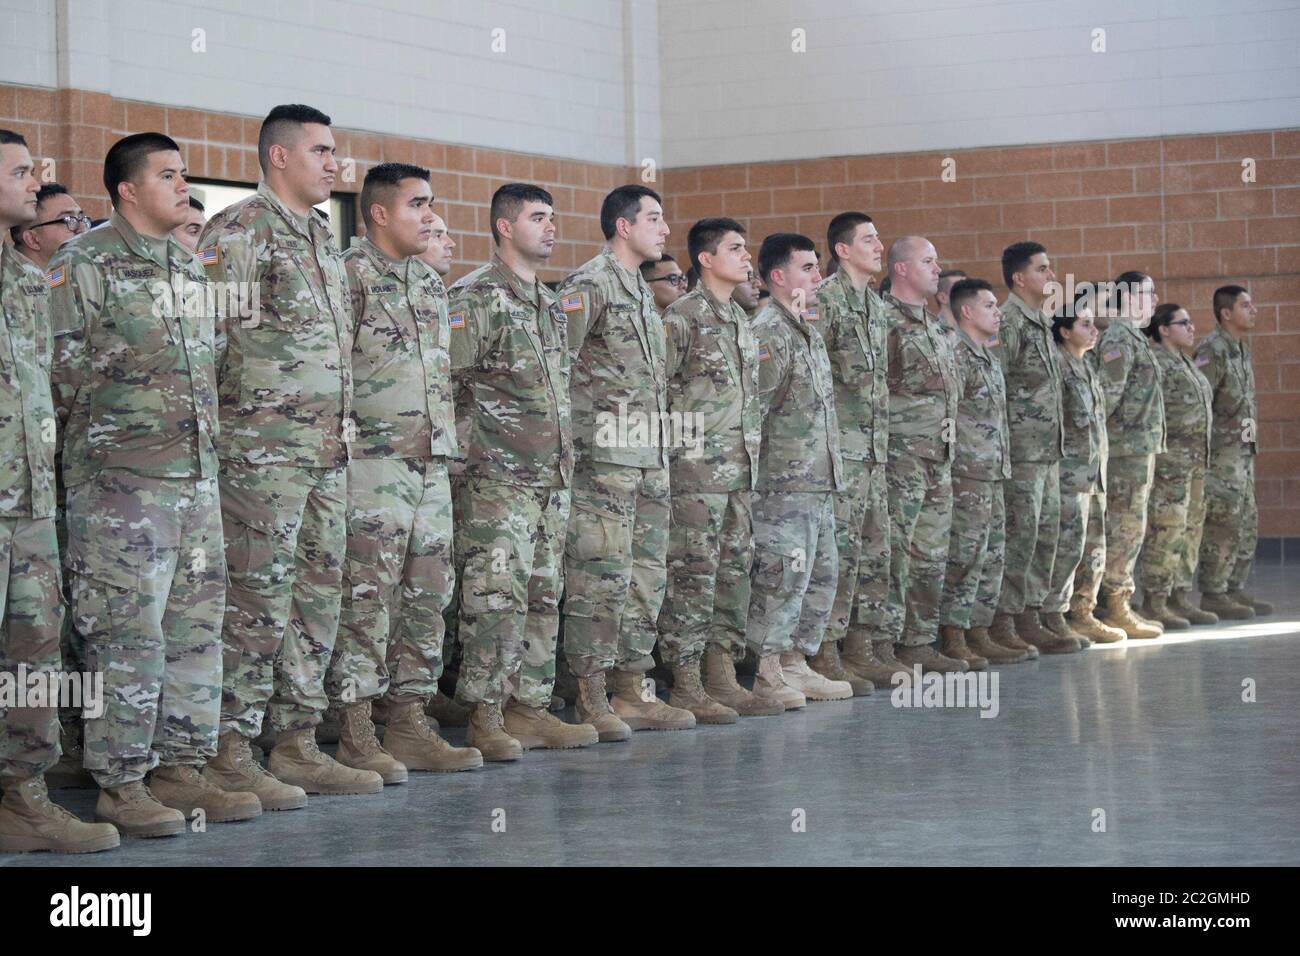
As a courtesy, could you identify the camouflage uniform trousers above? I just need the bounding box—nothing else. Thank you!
[54,491,84,748]
[1046,489,1099,614]
[562,462,669,676]
[219,461,345,740]
[455,479,570,708]
[326,458,453,706]
[1069,491,1107,615]
[826,458,891,644]
[1138,455,1207,596]
[1101,454,1155,601]
[886,455,954,646]
[997,461,1061,614]
[746,491,838,657]
[65,472,225,788]
[0,516,63,786]
[1197,451,1257,595]
[656,490,753,664]
[939,477,1005,631]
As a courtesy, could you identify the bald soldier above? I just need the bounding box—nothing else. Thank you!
[882,237,966,672]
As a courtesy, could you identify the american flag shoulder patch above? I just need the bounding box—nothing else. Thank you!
[1194,354,1210,368]
[801,305,819,321]
[561,293,584,313]
[757,343,771,361]
[198,247,220,267]
[45,267,65,289]
[449,312,466,330]
[1103,348,1122,362]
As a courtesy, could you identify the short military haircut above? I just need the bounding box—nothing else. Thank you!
[1144,302,1185,341]
[687,217,745,274]
[600,184,661,241]
[0,128,27,147]
[188,195,205,212]
[639,252,675,279]
[489,182,554,244]
[758,232,817,285]
[938,269,968,297]
[826,211,872,263]
[1001,240,1047,290]
[886,235,926,276]
[103,132,181,209]
[1213,284,1248,323]
[1111,270,1152,314]
[685,265,699,292]
[949,278,993,321]
[10,183,70,245]
[258,104,331,174]
[360,161,431,228]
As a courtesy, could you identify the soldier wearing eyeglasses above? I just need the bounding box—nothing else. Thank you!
[640,253,686,312]
[9,184,91,272]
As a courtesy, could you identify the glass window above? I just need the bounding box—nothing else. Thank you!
[187,178,355,247]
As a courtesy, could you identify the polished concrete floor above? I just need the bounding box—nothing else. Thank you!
[6,566,1299,867]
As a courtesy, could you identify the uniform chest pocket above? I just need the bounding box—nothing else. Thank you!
[489,319,544,388]
[107,292,174,357]
[900,338,940,386]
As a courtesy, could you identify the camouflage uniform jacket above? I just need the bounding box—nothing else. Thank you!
[1057,346,1108,494]
[662,285,762,492]
[447,255,572,487]
[344,237,456,461]
[48,212,219,487]
[952,327,1011,482]
[198,182,352,468]
[996,292,1065,463]
[1194,325,1257,457]
[751,298,844,493]
[883,293,959,463]
[0,242,56,517]
[1153,344,1213,468]
[559,248,669,468]
[814,269,888,463]
[1094,318,1167,457]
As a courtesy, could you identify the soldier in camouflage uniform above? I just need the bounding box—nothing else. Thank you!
[320,165,482,780]
[0,130,119,854]
[198,106,380,804]
[746,234,851,707]
[1137,304,1216,629]
[1046,294,1123,644]
[449,183,597,760]
[810,212,896,690]
[657,218,778,719]
[1093,272,1166,639]
[991,242,1077,655]
[882,237,966,673]
[48,133,260,836]
[938,279,1025,667]
[1195,285,1269,619]
[559,186,690,735]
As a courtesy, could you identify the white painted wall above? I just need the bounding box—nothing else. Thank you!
[0,0,57,89]
[658,0,1300,166]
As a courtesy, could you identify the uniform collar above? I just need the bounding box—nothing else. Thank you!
[884,292,940,326]
[831,268,869,313]
[956,325,995,362]
[489,254,543,308]
[697,284,743,325]
[763,297,815,338]
[1005,291,1050,327]
[1210,324,1245,357]
[604,247,648,302]
[109,211,175,270]
[356,235,407,281]
[256,182,324,241]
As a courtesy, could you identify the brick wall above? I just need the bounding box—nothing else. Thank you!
[660,131,1300,536]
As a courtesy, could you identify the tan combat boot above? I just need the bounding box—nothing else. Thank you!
[668,658,739,724]
[754,653,806,710]
[1067,604,1126,644]
[316,701,343,744]
[1228,590,1273,616]
[809,640,874,695]
[838,632,906,685]
[1015,608,1080,653]
[940,625,988,670]
[1042,610,1091,648]
[203,731,308,810]
[335,701,408,785]
[609,669,696,731]
[465,701,523,761]
[872,637,920,677]
[1098,592,1162,640]
[701,644,784,716]
[1200,592,1254,620]
[1140,592,1189,631]
[1171,589,1218,625]
[148,765,261,823]
[990,612,1040,659]
[95,781,186,838]
[0,777,119,854]
[965,626,1027,663]
[45,726,95,790]
[383,700,483,772]
[896,641,969,673]
[779,651,853,700]
[425,690,471,728]
[574,672,633,742]
[270,728,385,795]
[503,699,599,749]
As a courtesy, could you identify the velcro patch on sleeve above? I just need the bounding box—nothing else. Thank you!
[758,344,771,361]
[45,267,65,289]
[198,246,220,267]
[1194,354,1210,367]
[561,293,585,313]
[449,312,466,329]
[801,305,819,321]
[1103,348,1122,362]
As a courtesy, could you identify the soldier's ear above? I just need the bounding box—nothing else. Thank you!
[266,143,289,171]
